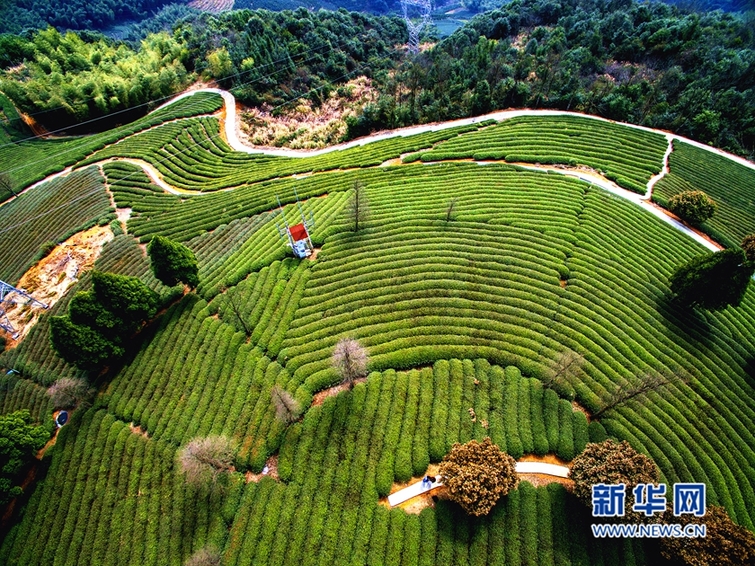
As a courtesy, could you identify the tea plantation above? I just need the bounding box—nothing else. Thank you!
[1,91,754,565]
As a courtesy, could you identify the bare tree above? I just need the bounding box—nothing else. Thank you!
[177,435,236,486]
[542,350,584,390]
[346,180,369,233]
[271,385,302,424]
[445,198,457,222]
[47,377,92,410]
[594,371,685,418]
[221,286,251,337]
[332,338,369,389]
[0,172,17,199]
[185,546,222,566]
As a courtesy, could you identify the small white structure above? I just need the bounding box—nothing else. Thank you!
[276,191,315,259]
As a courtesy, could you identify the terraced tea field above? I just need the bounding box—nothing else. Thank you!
[1,90,754,565]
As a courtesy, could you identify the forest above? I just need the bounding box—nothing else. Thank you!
[352,0,755,159]
[0,0,754,158]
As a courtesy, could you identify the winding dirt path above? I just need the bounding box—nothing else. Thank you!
[17,88,749,253]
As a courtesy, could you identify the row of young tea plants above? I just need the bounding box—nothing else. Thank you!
[652,140,755,247]
[412,115,668,194]
[0,92,222,194]
[84,117,485,192]
[0,167,112,283]
[0,409,240,566]
[222,361,634,566]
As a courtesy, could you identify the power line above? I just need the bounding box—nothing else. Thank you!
[0,35,390,183]
[0,36,360,150]
[0,50,399,238]
[0,41,369,180]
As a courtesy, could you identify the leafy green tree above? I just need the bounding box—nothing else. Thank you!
[668,191,717,225]
[69,290,122,337]
[0,410,49,505]
[51,271,158,370]
[660,505,755,566]
[669,248,753,310]
[91,271,159,325]
[49,315,123,371]
[147,235,199,289]
[439,437,519,516]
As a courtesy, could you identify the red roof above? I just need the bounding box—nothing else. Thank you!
[289,223,308,242]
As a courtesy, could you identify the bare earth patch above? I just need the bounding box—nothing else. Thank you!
[129,422,150,439]
[311,377,368,406]
[246,454,280,483]
[571,400,592,420]
[3,225,113,345]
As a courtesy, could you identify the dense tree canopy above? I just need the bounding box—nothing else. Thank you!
[148,235,199,288]
[660,505,755,565]
[2,0,753,157]
[0,410,49,506]
[439,437,519,516]
[0,9,405,132]
[50,271,158,370]
[0,28,192,132]
[570,439,659,506]
[49,314,124,371]
[0,0,178,34]
[360,0,755,159]
[669,248,754,309]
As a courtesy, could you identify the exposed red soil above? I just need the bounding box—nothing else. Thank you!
[246,454,280,483]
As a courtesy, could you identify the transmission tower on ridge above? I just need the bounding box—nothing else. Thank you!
[0,280,48,339]
[401,0,432,55]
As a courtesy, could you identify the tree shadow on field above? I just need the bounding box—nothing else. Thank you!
[654,292,713,347]
[741,356,755,392]
[93,293,201,388]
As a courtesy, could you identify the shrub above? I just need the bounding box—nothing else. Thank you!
[668,190,716,225]
[669,248,753,310]
[660,505,755,566]
[439,437,519,516]
[570,439,659,507]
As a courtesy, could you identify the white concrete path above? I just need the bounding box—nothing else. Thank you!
[13,87,749,254]
[387,461,570,507]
